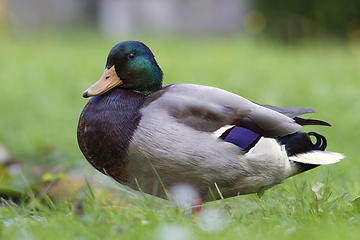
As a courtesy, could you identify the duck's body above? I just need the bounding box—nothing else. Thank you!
[77,41,343,203]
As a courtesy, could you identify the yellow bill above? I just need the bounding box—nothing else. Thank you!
[83,65,123,98]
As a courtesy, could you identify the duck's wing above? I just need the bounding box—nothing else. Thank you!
[144,84,305,137]
[258,104,331,127]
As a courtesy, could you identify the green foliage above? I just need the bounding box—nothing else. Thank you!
[40,172,67,182]
[254,0,360,41]
[257,186,265,198]
[352,196,360,214]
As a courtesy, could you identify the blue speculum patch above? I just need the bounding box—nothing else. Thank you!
[223,127,260,150]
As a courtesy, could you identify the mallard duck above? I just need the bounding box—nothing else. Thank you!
[77,41,343,205]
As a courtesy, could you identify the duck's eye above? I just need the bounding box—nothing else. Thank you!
[127,53,135,59]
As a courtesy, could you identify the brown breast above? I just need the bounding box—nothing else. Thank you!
[77,88,146,183]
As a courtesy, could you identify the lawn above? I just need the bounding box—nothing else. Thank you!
[0,30,359,239]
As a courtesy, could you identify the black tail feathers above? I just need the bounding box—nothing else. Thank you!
[276,132,327,156]
[276,132,328,173]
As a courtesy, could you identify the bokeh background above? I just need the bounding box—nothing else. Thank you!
[4,0,360,40]
[0,0,359,200]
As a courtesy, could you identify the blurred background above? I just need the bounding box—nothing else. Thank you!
[0,0,359,201]
[3,0,360,40]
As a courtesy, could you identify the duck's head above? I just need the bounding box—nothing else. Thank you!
[83,41,163,98]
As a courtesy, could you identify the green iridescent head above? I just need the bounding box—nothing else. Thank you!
[83,41,163,98]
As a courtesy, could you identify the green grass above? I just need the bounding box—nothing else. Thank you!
[0,30,360,239]
[0,178,360,240]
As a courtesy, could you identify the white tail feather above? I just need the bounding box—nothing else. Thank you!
[289,151,344,165]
